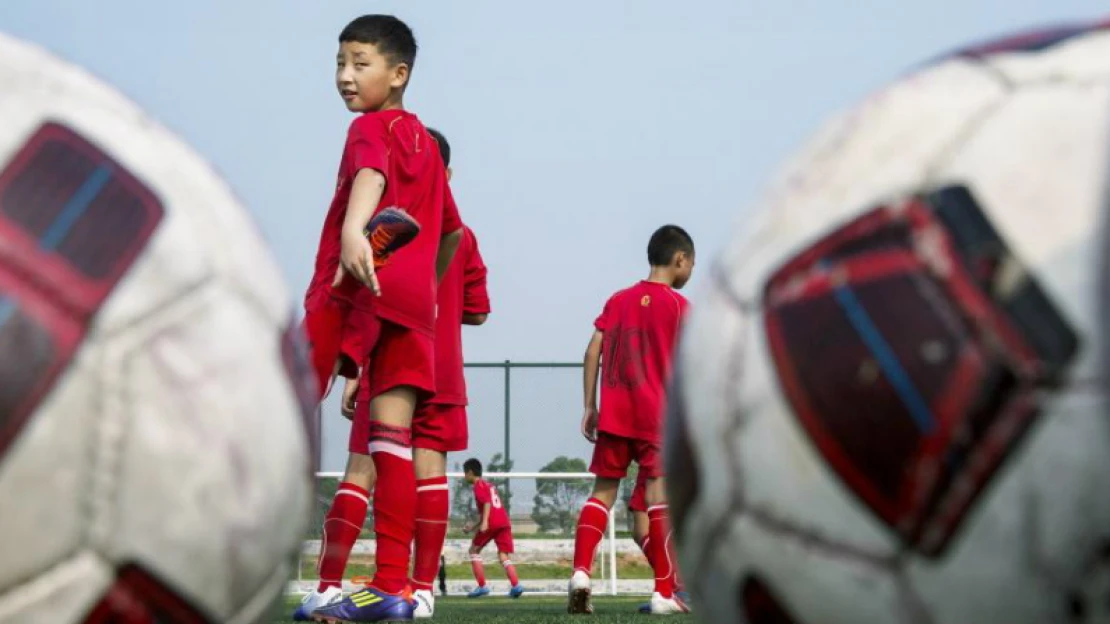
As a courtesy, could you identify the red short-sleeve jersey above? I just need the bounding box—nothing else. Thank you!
[594,281,689,442]
[473,479,510,530]
[428,226,489,406]
[306,110,463,336]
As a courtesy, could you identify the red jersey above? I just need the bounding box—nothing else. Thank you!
[306,110,463,335]
[473,479,510,530]
[429,226,490,406]
[595,281,689,442]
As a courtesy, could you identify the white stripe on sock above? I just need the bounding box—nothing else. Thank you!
[369,440,413,460]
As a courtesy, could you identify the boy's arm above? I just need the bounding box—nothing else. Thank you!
[436,228,463,283]
[480,503,492,532]
[462,233,490,326]
[581,330,604,442]
[335,168,387,294]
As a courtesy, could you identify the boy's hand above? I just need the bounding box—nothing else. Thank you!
[479,521,489,533]
[340,377,359,421]
[462,523,474,534]
[334,228,381,295]
[581,406,599,443]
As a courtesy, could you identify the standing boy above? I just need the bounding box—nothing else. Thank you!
[305,15,463,623]
[296,127,487,621]
[567,225,695,616]
[462,458,524,599]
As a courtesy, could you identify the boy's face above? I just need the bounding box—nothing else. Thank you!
[335,41,408,112]
[464,470,477,484]
[672,251,696,289]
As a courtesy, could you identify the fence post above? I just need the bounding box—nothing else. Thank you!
[503,359,511,502]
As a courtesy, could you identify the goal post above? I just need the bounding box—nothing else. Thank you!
[305,471,624,596]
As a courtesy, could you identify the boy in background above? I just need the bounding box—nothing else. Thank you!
[567,225,695,616]
[461,458,524,599]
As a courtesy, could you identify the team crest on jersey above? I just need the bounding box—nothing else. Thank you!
[641,295,652,307]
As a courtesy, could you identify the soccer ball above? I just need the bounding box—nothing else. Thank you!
[0,32,316,623]
[666,20,1110,624]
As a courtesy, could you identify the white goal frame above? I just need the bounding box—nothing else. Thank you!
[314,471,620,595]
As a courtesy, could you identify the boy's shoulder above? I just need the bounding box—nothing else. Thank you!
[346,109,413,138]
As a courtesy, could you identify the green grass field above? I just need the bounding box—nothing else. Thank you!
[272,594,695,623]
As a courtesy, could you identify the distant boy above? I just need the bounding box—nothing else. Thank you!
[567,225,695,616]
[462,458,524,599]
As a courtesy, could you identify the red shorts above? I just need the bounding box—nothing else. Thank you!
[345,320,436,455]
[627,471,648,513]
[413,403,468,452]
[472,526,514,554]
[589,432,662,479]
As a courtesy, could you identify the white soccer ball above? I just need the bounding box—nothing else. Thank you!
[667,21,1110,624]
[0,32,316,623]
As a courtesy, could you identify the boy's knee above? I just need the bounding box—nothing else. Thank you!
[414,448,447,480]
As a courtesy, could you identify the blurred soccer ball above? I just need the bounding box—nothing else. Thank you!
[0,32,316,622]
[667,20,1110,624]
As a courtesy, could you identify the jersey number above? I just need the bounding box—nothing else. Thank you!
[489,489,502,509]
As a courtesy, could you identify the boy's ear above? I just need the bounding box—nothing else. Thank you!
[446,167,453,182]
[389,62,411,90]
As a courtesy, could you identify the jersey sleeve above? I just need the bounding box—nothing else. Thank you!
[594,296,615,332]
[346,116,390,180]
[463,231,491,315]
[441,181,463,235]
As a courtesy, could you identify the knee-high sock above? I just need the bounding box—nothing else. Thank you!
[411,476,449,590]
[368,423,415,595]
[572,498,610,576]
[316,481,370,592]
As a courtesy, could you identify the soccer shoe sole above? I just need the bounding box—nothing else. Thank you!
[567,588,593,614]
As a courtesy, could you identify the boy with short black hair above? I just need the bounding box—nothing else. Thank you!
[303,14,463,623]
[567,225,695,616]
[462,458,524,599]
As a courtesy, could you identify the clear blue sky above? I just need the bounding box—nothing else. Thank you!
[2,0,1103,477]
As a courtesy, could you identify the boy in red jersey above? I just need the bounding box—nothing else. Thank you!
[567,225,695,616]
[461,458,524,599]
[304,15,463,624]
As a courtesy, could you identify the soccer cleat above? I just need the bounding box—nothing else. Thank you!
[292,587,343,621]
[638,602,651,614]
[412,590,435,619]
[311,586,415,622]
[649,592,690,615]
[508,584,525,599]
[566,570,593,614]
[466,585,490,598]
[364,207,421,269]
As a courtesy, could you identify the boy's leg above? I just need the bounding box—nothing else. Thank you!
[469,538,489,587]
[572,433,627,576]
[639,438,680,603]
[317,452,376,591]
[411,404,466,592]
[361,321,437,596]
[495,531,520,587]
[315,378,377,592]
[367,388,418,595]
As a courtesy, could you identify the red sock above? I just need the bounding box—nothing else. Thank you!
[411,476,449,590]
[640,536,656,569]
[368,423,415,595]
[572,498,610,575]
[316,481,370,592]
[648,504,676,598]
[502,558,520,586]
[470,555,487,587]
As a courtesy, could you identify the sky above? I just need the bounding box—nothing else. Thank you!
[1,0,1104,485]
